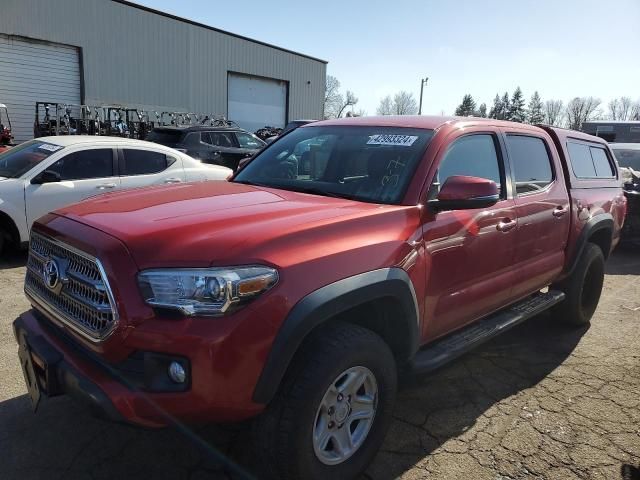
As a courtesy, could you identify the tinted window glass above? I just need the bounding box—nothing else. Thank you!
[611,147,640,171]
[121,149,168,175]
[431,135,502,199]
[0,140,64,178]
[49,149,113,180]
[567,142,595,177]
[205,132,235,148]
[590,147,614,177]
[234,126,433,205]
[146,130,183,146]
[507,135,553,194]
[236,132,265,149]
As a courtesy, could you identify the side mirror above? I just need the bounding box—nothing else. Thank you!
[428,175,499,212]
[31,170,61,185]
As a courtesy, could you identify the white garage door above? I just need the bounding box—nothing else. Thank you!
[228,73,287,134]
[0,35,81,143]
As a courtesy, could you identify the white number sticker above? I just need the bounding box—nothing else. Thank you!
[367,134,418,147]
[38,143,63,152]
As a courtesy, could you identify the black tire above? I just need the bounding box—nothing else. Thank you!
[252,323,397,480]
[553,243,605,326]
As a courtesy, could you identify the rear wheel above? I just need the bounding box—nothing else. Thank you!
[253,323,397,480]
[553,243,605,326]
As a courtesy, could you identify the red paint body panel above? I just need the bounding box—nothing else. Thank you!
[19,116,625,427]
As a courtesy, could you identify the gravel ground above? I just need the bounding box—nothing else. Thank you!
[0,248,639,480]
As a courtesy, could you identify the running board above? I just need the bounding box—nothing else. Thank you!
[408,290,565,375]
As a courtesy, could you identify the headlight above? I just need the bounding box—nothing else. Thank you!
[138,266,278,316]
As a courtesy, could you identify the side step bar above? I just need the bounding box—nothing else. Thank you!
[407,290,565,375]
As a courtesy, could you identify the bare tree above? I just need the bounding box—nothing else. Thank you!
[336,91,359,118]
[608,96,634,120]
[324,75,342,119]
[632,100,640,120]
[565,97,601,130]
[393,91,418,115]
[324,76,359,119]
[544,100,564,126]
[376,95,393,115]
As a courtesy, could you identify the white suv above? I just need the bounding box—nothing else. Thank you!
[0,136,232,254]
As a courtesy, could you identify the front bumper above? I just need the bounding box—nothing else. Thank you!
[13,309,267,427]
[14,313,125,424]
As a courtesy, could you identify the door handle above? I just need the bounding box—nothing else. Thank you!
[164,178,182,184]
[552,206,568,217]
[96,183,116,189]
[496,219,517,232]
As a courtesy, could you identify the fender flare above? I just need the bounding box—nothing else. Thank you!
[252,267,420,404]
[565,213,614,277]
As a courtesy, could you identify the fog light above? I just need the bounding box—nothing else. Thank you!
[168,361,186,383]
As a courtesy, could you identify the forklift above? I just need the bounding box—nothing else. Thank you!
[0,103,14,152]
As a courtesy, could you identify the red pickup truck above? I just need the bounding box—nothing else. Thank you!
[14,116,625,480]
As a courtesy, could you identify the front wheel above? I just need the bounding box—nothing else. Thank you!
[553,242,605,326]
[253,323,397,480]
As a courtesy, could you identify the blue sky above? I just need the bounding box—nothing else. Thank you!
[135,0,640,116]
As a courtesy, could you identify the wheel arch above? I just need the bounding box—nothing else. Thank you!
[252,268,420,405]
[566,213,614,277]
[0,210,21,248]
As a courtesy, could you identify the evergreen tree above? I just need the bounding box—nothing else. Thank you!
[500,92,511,120]
[455,94,477,116]
[508,87,526,123]
[478,103,487,118]
[527,91,545,124]
[488,94,502,119]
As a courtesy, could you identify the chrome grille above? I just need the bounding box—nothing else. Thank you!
[25,232,118,342]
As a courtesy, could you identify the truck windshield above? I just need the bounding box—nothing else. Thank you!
[611,147,640,171]
[0,140,64,178]
[233,125,433,204]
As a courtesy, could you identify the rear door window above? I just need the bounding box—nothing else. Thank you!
[567,142,596,177]
[121,149,171,175]
[235,132,264,149]
[567,141,615,178]
[49,149,114,180]
[203,132,236,148]
[589,147,614,177]
[506,135,554,194]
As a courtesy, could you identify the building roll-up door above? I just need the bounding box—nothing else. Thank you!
[0,35,81,143]
[228,73,287,134]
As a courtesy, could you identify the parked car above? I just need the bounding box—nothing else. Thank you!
[146,125,266,170]
[610,143,640,240]
[265,119,317,144]
[14,116,625,480]
[0,136,231,254]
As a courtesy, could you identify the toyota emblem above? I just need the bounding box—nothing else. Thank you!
[43,259,60,290]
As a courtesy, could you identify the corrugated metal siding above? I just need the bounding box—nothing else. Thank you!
[0,0,325,130]
[0,34,80,142]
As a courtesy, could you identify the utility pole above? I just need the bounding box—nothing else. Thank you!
[418,77,429,115]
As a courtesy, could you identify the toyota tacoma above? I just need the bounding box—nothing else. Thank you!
[14,116,626,480]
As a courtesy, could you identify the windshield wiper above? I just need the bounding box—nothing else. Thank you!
[284,185,354,200]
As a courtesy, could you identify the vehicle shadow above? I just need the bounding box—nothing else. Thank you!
[0,250,27,270]
[362,311,587,479]
[0,313,586,480]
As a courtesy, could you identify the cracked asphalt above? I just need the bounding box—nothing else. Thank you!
[1,248,639,480]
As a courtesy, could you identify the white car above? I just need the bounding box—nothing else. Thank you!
[0,136,232,253]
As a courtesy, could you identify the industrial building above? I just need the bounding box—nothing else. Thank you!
[0,0,327,142]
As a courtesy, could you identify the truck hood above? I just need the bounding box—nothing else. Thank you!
[55,181,414,269]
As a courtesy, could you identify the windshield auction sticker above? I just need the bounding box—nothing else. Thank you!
[38,144,63,152]
[367,134,418,147]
